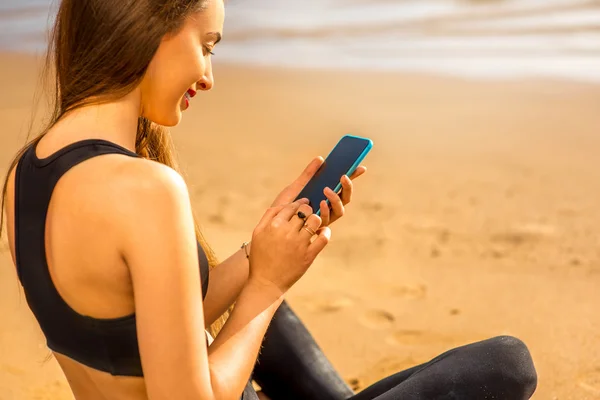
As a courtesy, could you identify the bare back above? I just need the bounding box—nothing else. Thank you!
[5,133,151,400]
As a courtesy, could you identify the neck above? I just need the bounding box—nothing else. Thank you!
[50,88,142,152]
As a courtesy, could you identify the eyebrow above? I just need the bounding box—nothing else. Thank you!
[206,32,222,44]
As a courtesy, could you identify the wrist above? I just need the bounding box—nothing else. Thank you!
[246,275,286,302]
[241,241,251,259]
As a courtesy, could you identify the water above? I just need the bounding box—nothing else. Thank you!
[1,0,599,82]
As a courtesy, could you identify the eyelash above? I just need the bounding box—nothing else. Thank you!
[204,46,215,56]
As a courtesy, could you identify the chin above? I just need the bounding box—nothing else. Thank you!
[148,111,181,127]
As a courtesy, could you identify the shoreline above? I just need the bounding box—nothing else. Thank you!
[2,0,600,85]
[2,49,600,87]
[0,49,600,94]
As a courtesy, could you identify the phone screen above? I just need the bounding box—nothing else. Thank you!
[295,136,371,213]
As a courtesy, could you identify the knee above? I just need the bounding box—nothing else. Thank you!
[485,336,538,398]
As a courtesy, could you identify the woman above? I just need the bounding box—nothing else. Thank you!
[0,0,538,399]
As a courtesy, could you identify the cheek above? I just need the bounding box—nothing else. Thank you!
[182,50,206,86]
[140,39,205,126]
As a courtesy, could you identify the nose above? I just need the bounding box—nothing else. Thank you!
[197,69,214,91]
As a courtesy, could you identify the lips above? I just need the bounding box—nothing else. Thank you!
[182,88,196,110]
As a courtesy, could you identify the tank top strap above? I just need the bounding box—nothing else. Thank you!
[14,138,140,284]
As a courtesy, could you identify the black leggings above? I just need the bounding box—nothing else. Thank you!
[246,301,537,400]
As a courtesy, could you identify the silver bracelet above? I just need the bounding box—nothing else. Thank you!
[241,241,250,259]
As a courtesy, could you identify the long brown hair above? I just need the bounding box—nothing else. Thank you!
[0,0,229,338]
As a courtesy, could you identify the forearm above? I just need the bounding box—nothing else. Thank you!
[203,242,252,326]
[207,278,284,400]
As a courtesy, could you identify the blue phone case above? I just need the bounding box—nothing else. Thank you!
[316,134,373,216]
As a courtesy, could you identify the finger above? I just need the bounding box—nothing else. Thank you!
[324,187,345,220]
[274,198,309,223]
[319,200,330,226]
[308,226,331,258]
[293,204,314,228]
[295,156,325,189]
[340,175,353,205]
[300,214,322,237]
[256,204,287,228]
[349,165,367,180]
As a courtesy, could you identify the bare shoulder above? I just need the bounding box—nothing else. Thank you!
[109,156,189,205]
[100,157,193,251]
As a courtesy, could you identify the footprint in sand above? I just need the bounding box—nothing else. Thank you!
[490,232,534,247]
[299,295,355,314]
[359,309,396,330]
[385,330,451,347]
[490,223,557,247]
[207,213,226,224]
[346,377,363,391]
[360,201,384,212]
[313,297,355,314]
[386,330,425,346]
[1,364,26,377]
[351,357,423,391]
[437,229,451,244]
[391,284,428,300]
[578,368,600,395]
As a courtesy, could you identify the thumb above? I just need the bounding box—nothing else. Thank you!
[294,156,324,187]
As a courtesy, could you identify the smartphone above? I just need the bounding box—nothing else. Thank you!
[295,134,373,215]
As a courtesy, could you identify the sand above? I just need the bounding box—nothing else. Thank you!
[1,52,599,399]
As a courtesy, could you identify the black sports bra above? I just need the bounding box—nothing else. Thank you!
[13,139,210,377]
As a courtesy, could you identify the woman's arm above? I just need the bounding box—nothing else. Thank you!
[202,158,366,326]
[202,242,251,326]
[117,160,283,400]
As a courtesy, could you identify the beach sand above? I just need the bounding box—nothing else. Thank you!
[1,52,599,399]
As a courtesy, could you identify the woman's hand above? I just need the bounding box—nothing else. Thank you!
[249,199,330,296]
[270,156,367,227]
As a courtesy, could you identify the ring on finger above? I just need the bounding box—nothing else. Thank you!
[302,224,317,236]
[297,210,308,222]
